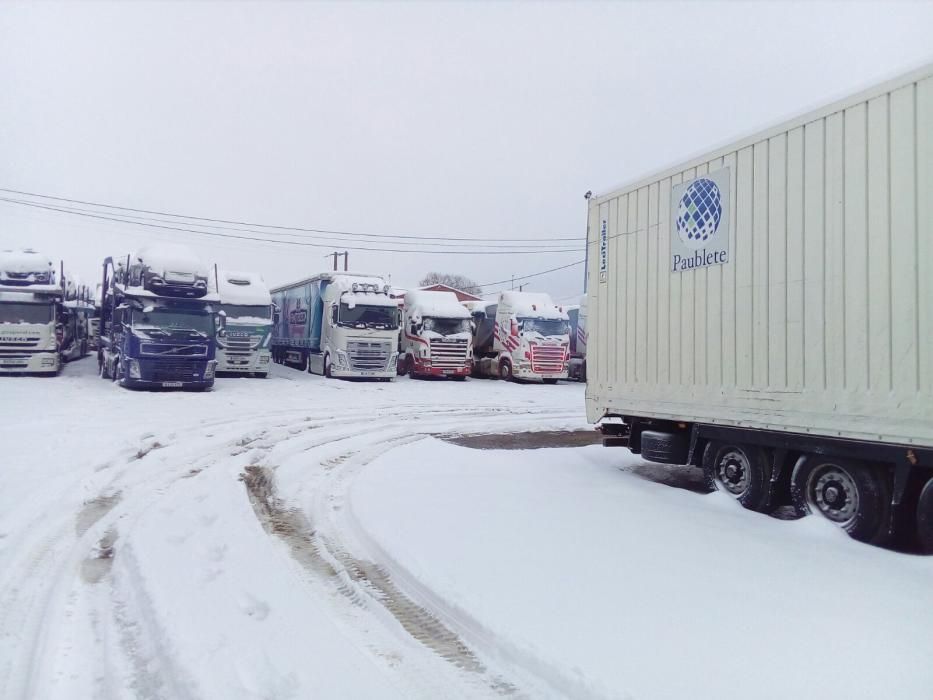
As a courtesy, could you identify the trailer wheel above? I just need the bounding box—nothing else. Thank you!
[499,359,513,382]
[791,457,891,544]
[703,442,773,512]
[915,476,933,554]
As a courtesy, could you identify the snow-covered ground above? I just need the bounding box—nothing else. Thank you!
[1,358,931,700]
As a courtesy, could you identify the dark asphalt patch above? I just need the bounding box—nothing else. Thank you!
[438,430,601,450]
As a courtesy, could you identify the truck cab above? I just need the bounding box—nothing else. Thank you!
[215,270,273,377]
[99,246,218,390]
[272,273,399,380]
[471,291,570,383]
[399,290,472,379]
[0,249,63,375]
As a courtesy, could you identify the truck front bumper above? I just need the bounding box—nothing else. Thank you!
[513,365,568,381]
[217,349,271,374]
[121,357,216,390]
[0,351,60,374]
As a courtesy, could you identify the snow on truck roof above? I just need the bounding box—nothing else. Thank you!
[215,270,271,306]
[270,271,388,294]
[133,243,209,277]
[0,248,55,273]
[498,291,568,320]
[404,290,470,319]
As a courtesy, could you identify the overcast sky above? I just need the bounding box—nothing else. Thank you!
[2,1,932,301]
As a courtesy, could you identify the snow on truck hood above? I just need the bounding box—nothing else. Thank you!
[499,291,568,320]
[403,290,470,320]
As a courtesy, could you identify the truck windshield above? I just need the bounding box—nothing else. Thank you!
[0,302,53,324]
[132,308,214,336]
[520,318,569,336]
[221,304,271,322]
[423,317,470,335]
[338,303,398,330]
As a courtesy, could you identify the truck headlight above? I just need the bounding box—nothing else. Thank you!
[336,350,349,368]
[128,359,141,379]
[204,361,216,379]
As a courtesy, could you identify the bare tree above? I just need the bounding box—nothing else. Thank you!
[418,272,483,297]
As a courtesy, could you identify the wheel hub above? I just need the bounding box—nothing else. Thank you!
[717,450,750,496]
[810,467,859,525]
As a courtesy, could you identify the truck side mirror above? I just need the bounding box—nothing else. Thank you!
[272,305,281,324]
[216,313,226,335]
[331,306,338,324]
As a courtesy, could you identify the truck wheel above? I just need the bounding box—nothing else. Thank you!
[99,352,109,379]
[405,355,417,379]
[791,457,891,544]
[499,359,513,382]
[324,353,333,378]
[915,476,933,554]
[703,442,774,512]
[397,354,408,376]
[542,378,558,385]
[580,360,587,383]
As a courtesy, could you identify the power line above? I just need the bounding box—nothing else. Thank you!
[0,187,582,244]
[0,196,577,251]
[0,198,581,256]
[478,259,585,288]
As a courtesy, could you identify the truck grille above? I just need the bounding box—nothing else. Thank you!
[0,338,41,349]
[530,344,566,373]
[347,340,391,371]
[429,338,470,369]
[141,343,208,357]
[0,354,30,369]
[224,335,261,356]
[150,359,203,382]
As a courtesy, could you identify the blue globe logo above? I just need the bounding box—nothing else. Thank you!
[676,178,722,249]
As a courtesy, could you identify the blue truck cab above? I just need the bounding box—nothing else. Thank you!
[98,247,219,390]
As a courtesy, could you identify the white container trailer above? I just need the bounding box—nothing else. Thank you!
[585,65,933,549]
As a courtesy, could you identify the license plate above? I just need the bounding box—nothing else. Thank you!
[162,381,183,388]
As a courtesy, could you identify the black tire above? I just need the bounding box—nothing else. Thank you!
[580,359,587,383]
[451,375,467,382]
[791,457,891,544]
[499,359,513,382]
[703,441,774,512]
[542,378,558,385]
[405,355,417,379]
[324,353,333,378]
[397,354,408,376]
[915,476,933,554]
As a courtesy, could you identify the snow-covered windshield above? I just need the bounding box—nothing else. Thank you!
[131,308,214,336]
[423,317,470,335]
[221,304,271,321]
[338,303,398,330]
[0,302,54,324]
[520,318,569,336]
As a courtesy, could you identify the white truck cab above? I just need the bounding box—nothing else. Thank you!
[0,249,63,374]
[215,270,273,377]
[399,290,472,379]
[271,273,399,380]
[471,291,571,383]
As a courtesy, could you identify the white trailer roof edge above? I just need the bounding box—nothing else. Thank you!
[270,272,387,294]
[591,62,933,205]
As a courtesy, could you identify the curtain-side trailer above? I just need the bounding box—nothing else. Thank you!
[270,273,399,380]
[586,64,933,549]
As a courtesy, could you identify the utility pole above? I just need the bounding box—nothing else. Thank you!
[325,251,349,271]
